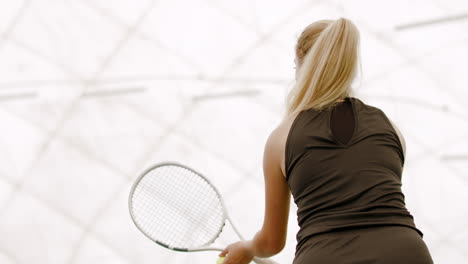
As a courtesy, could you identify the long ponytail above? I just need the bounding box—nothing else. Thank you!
[286,18,361,118]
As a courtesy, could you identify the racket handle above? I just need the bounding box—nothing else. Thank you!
[253,257,279,264]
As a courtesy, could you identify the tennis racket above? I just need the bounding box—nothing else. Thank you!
[128,162,279,264]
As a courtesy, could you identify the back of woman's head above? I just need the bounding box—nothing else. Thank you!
[286,18,361,117]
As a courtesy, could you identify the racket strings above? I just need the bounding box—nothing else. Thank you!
[130,165,225,249]
[133,168,210,246]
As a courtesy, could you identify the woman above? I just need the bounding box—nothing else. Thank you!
[219,18,433,264]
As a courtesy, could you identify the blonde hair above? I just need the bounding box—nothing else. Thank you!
[285,18,361,118]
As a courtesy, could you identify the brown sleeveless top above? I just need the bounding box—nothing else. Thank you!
[285,96,423,252]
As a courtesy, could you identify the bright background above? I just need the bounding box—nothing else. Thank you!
[0,0,467,263]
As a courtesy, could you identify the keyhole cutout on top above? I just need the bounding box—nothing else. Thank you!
[330,98,355,145]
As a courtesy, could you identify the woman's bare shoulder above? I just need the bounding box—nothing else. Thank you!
[269,113,299,145]
[266,113,300,177]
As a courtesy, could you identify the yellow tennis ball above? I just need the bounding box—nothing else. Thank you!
[216,256,225,264]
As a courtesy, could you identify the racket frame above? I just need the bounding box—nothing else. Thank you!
[128,161,244,252]
[128,161,278,264]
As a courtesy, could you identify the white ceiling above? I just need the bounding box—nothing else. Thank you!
[0,0,467,263]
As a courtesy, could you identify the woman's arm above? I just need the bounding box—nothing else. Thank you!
[251,125,291,257]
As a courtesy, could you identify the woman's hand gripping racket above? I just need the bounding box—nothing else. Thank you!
[128,162,279,264]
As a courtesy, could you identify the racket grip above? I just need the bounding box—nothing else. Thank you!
[253,257,279,264]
